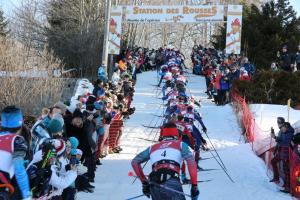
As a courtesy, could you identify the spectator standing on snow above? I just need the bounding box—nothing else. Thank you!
[270,119,294,193]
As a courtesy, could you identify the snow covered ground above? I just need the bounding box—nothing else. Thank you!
[78,71,290,200]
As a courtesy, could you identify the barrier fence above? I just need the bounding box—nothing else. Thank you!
[231,89,300,198]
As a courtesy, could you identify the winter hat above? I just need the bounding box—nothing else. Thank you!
[52,139,66,157]
[69,137,79,149]
[71,148,82,156]
[54,102,67,114]
[94,102,104,110]
[277,117,285,124]
[86,95,97,111]
[1,106,23,129]
[47,118,63,134]
[52,113,64,127]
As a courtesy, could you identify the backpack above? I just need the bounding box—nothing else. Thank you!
[27,144,56,198]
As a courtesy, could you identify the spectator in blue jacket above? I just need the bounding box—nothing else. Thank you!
[242,57,255,77]
[93,79,105,99]
[219,70,230,105]
[270,121,294,193]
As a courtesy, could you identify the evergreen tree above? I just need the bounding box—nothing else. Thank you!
[0,8,9,37]
[212,0,300,70]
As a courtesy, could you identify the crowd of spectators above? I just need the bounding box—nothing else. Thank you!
[191,45,255,106]
[0,46,158,199]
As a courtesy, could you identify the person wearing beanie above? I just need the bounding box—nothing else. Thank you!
[93,79,105,99]
[52,113,65,127]
[0,106,31,200]
[47,118,63,137]
[86,96,97,112]
[277,117,285,128]
[82,108,97,182]
[31,108,65,149]
[69,136,79,150]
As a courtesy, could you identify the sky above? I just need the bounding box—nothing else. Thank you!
[0,0,18,16]
[0,0,300,16]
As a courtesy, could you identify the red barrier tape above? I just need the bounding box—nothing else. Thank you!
[231,89,255,142]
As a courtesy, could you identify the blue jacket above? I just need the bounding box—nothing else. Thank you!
[276,127,294,148]
[220,76,230,91]
[243,63,255,76]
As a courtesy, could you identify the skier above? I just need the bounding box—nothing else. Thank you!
[131,122,199,200]
[184,105,208,169]
[0,106,31,200]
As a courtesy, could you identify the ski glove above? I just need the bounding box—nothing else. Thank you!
[191,184,199,200]
[142,181,151,198]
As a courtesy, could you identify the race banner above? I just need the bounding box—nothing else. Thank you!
[123,5,224,23]
[108,6,123,55]
[225,5,243,55]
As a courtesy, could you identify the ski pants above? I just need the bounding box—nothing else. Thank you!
[162,85,167,97]
[62,187,76,200]
[84,154,96,180]
[271,153,290,189]
[150,178,186,200]
[192,125,202,151]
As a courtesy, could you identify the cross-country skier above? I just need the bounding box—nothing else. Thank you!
[131,122,199,200]
[184,105,208,169]
[0,106,31,200]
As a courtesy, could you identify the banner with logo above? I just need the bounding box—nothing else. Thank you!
[225,5,243,55]
[123,5,224,23]
[108,6,123,55]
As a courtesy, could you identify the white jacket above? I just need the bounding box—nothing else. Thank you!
[49,165,77,192]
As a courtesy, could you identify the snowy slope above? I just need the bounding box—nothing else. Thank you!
[78,71,290,200]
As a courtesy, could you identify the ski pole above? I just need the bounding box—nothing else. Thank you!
[128,172,192,198]
[125,194,145,200]
[202,129,227,170]
[206,146,235,183]
[150,181,192,198]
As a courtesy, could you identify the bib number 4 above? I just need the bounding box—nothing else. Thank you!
[161,150,167,157]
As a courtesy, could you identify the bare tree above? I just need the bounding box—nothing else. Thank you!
[44,0,106,77]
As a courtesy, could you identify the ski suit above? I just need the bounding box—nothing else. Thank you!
[131,139,198,200]
[0,132,31,199]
